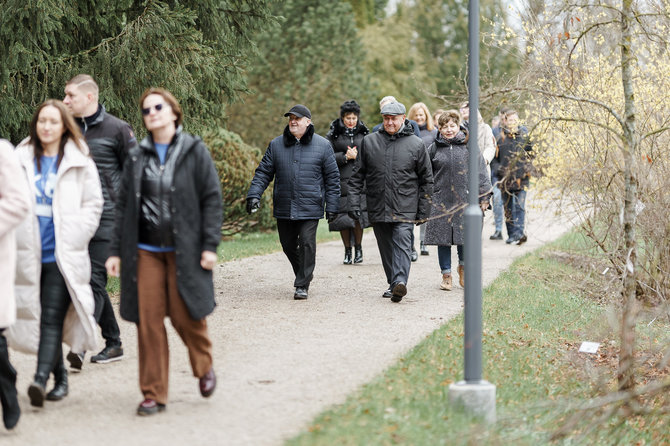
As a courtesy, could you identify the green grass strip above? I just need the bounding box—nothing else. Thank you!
[287,231,670,445]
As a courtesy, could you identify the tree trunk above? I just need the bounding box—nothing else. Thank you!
[618,0,639,392]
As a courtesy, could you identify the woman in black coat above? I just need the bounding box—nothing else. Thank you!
[424,110,491,291]
[326,100,369,264]
[106,88,223,416]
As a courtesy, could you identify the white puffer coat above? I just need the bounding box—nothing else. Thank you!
[5,138,102,354]
[0,140,31,329]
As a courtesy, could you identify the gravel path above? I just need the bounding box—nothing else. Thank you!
[2,194,571,445]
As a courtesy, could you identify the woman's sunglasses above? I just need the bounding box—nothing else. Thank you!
[142,103,165,115]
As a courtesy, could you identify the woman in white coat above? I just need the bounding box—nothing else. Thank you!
[0,139,31,429]
[5,100,102,408]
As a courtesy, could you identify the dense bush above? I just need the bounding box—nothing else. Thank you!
[203,128,275,235]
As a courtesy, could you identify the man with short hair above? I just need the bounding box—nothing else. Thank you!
[491,109,533,245]
[246,104,340,300]
[348,101,433,303]
[373,96,422,261]
[63,74,135,369]
[372,96,421,136]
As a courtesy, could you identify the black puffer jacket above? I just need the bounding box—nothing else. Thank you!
[76,105,136,239]
[110,127,223,323]
[349,121,434,224]
[491,128,533,191]
[247,124,340,220]
[325,118,369,198]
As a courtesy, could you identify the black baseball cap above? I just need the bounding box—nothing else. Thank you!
[284,104,311,119]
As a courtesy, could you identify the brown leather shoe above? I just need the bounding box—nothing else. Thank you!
[199,368,216,398]
[440,273,452,291]
[457,265,465,287]
[137,398,166,416]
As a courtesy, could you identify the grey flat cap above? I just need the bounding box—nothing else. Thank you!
[380,101,406,116]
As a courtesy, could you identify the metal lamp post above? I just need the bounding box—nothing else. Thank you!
[448,0,497,423]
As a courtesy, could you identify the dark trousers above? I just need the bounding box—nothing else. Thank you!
[36,262,71,381]
[276,219,319,288]
[0,330,20,428]
[372,222,414,287]
[89,238,121,346]
[503,189,527,240]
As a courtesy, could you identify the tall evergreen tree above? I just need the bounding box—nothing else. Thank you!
[0,0,273,142]
[358,14,437,112]
[227,0,373,148]
[345,0,375,27]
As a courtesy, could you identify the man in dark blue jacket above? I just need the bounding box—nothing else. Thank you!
[246,105,340,300]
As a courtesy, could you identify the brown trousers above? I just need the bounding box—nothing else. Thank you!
[137,250,213,404]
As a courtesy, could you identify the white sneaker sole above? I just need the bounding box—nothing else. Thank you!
[91,355,124,364]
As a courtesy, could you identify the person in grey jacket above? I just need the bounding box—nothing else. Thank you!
[246,105,340,300]
[348,101,433,303]
[424,110,491,291]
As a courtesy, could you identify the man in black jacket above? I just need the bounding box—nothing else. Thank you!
[63,74,136,369]
[348,101,433,303]
[490,109,533,245]
[246,105,340,300]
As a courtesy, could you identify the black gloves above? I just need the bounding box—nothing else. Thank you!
[326,212,336,222]
[348,210,361,221]
[246,197,260,214]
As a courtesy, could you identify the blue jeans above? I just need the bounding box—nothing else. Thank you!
[503,189,527,240]
[437,245,464,274]
[491,174,503,233]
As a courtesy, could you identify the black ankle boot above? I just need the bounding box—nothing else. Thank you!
[354,245,363,263]
[343,247,352,264]
[47,361,68,401]
[28,374,48,407]
[0,334,20,429]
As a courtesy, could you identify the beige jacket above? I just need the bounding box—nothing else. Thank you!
[5,138,102,354]
[477,111,496,177]
[0,140,31,329]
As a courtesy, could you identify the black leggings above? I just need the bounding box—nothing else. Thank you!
[35,262,71,381]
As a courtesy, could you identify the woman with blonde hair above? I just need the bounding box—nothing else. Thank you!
[7,100,102,408]
[106,88,222,415]
[407,102,438,256]
[408,102,438,150]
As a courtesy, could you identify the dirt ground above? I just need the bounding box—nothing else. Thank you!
[1,194,572,445]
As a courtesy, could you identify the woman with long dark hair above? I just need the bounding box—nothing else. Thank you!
[6,100,102,408]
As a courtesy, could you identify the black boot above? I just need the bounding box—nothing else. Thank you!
[30,322,63,407]
[47,356,68,401]
[0,333,20,429]
[343,247,352,264]
[28,373,48,407]
[354,245,363,263]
